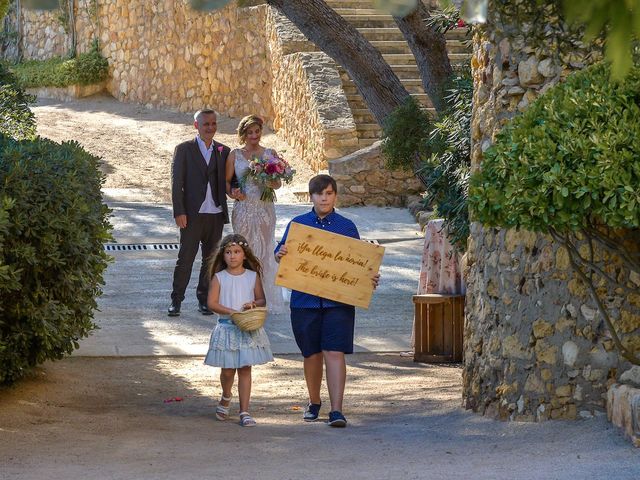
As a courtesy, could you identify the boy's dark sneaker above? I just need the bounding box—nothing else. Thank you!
[303,402,321,422]
[328,410,347,428]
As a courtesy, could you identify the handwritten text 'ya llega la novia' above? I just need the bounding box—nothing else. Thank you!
[296,241,369,268]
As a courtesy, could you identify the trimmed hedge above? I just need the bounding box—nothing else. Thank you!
[11,41,108,89]
[469,61,640,232]
[0,133,112,384]
[0,62,36,140]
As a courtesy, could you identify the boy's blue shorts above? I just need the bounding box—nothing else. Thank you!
[290,306,355,357]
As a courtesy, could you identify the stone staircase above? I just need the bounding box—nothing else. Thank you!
[323,0,471,148]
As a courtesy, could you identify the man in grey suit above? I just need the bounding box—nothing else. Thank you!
[168,109,230,316]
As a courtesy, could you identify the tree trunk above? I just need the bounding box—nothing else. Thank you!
[267,0,411,126]
[68,0,76,57]
[394,1,453,113]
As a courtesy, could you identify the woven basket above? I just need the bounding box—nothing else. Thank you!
[231,307,267,332]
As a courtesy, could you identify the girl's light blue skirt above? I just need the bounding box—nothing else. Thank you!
[204,318,273,369]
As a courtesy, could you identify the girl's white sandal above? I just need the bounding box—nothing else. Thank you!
[239,411,256,427]
[215,395,232,421]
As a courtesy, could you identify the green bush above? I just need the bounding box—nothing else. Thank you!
[381,95,433,171]
[0,134,112,384]
[11,41,109,88]
[0,62,36,140]
[416,71,472,250]
[469,61,640,232]
[381,71,472,251]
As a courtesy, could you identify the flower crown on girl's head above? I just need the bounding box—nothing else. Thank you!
[223,240,248,248]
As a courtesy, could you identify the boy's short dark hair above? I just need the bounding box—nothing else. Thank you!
[308,174,338,196]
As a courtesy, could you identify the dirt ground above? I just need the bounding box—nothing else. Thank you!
[2,354,636,480]
[0,354,467,480]
[32,94,315,203]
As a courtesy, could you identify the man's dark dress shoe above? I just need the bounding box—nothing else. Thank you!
[198,303,213,315]
[168,301,181,317]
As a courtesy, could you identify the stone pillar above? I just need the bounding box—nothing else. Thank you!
[463,12,639,421]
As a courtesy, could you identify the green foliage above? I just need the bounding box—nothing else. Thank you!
[417,71,472,250]
[0,62,36,140]
[564,0,640,79]
[11,41,108,88]
[469,61,640,233]
[190,0,233,10]
[381,96,433,171]
[0,0,10,21]
[372,0,418,17]
[427,4,471,36]
[56,0,70,33]
[21,0,59,9]
[0,134,112,384]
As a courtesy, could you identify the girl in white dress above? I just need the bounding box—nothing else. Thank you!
[204,233,273,427]
[225,115,286,314]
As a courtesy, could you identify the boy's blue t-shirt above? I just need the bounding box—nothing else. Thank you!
[275,208,360,308]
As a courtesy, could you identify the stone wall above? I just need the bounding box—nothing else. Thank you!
[330,141,423,207]
[11,0,273,119]
[96,1,273,120]
[464,15,639,420]
[20,7,68,59]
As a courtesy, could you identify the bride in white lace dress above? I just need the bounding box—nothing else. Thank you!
[225,115,286,314]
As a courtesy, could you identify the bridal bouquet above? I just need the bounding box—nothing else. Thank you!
[241,151,295,202]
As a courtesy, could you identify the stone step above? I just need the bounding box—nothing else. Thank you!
[357,137,379,147]
[357,125,385,139]
[325,0,375,7]
[341,66,421,80]
[357,26,466,43]
[339,14,397,28]
[346,92,431,109]
[326,0,439,7]
[334,8,382,15]
[369,40,471,54]
[380,45,467,64]
[370,40,416,53]
[351,108,375,123]
[343,79,425,95]
[351,103,436,121]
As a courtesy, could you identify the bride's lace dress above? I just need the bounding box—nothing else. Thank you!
[231,148,286,314]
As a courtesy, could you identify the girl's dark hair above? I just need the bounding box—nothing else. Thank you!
[308,174,338,195]
[208,234,263,279]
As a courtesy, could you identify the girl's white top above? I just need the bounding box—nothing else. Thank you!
[215,269,256,316]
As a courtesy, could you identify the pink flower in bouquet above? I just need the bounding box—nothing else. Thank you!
[265,162,278,175]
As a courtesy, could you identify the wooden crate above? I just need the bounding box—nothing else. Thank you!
[413,294,464,363]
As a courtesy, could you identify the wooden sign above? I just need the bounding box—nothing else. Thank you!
[275,222,385,309]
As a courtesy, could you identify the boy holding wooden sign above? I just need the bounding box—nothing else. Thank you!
[275,174,380,428]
